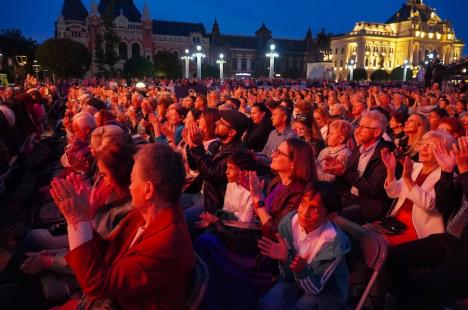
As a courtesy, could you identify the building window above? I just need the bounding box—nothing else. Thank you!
[373,59,377,67]
[335,48,338,55]
[241,58,247,70]
[118,42,128,59]
[340,60,343,67]
[365,58,369,66]
[132,43,141,57]
[232,58,238,70]
[341,48,344,54]
[172,51,179,58]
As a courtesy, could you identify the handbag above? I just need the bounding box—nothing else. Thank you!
[378,216,408,235]
[214,219,262,254]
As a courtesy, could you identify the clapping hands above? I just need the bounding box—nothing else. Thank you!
[50,173,91,225]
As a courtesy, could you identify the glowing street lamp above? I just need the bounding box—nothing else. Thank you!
[348,59,356,81]
[181,49,193,79]
[266,44,279,79]
[193,45,205,79]
[216,53,226,80]
[15,55,27,66]
[403,59,409,82]
[32,60,41,81]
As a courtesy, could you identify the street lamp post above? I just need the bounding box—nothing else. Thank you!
[180,49,192,79]
[348,59,355,81]
[33,60,41,82]
[266,44,279,79]
[216,53,226,80]
[193,45,205,79]
[403,59,409,82]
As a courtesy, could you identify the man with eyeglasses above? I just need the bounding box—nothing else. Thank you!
[325,111,396,223]
[186,110,249,214]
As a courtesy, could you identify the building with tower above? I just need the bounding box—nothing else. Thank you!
[330,0,464,80]
[55,0,329,78]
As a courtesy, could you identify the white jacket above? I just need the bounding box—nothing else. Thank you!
[384,162,444,239]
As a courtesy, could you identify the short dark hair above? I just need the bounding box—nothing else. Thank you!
[430,107,449,118]
[303,181,342,214]
[96,143,137,190]
[275,105,292,125]
[134,143,185,203]
[227,150,257,171]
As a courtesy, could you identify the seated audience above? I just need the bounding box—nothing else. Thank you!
[258,182,350,310]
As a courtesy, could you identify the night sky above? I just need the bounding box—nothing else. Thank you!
[1,0,467,55]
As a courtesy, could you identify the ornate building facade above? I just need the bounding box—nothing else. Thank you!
[55,0,329,78]
[330,0,464,80]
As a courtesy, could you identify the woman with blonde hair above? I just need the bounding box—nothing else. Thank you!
[403,113,430,160]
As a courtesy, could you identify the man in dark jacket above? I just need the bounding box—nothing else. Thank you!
[187,110,249,213]
[325,111,395,223]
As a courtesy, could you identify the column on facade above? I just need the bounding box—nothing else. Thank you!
[356,40,366,68]
[237,55,242,71]
[246,57,251,72]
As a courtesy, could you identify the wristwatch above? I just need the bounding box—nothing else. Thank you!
[256,200,266,209]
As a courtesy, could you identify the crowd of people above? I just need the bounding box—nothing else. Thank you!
[0,75,467,309]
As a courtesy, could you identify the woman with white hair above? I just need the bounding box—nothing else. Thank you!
[381,130,456,246]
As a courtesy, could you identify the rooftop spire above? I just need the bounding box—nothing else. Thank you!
[142,0,150,21]
[212,17,219,33]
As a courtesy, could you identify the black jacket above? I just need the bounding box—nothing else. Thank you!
[187,139,245,213]
[243,118,274,152]
[337,139,398,222]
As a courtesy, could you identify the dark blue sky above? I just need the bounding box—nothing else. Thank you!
[1,0,466,54]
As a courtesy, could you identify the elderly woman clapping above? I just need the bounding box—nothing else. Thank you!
[381,130,455,246]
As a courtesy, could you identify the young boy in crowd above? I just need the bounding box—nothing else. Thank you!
[197,150,256,228]
[316,120,353,182]
[258,181,351,310]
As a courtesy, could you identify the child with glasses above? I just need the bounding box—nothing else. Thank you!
[258,181,350,310]
[316,120,353,182]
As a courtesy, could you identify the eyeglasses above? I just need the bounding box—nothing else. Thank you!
[416,140,435,148]
[356,125,379,130]
[272,149,292,159]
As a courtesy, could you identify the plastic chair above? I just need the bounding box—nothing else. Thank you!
[185,253,209,310]
[333,216,388,310]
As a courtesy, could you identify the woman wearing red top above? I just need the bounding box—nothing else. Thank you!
[381,130,455,246]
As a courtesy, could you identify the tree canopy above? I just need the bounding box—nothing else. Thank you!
[390,66,414,81]
[370,69,390,81]
[36,38,91,79]
[153,51,181,79]
[123,56,154,78]
[0,29,38,81]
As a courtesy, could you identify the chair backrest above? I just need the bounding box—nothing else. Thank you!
[185,253,209,310]
[333,216,388,310]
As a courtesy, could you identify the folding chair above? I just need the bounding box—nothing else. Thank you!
[333,216,388,310]
[185,253,209,310]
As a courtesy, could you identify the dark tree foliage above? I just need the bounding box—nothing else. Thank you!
[95,2,120,77]
[0,29,38,81]
[153,51,181,79]
[123,56,154,78]
[36,38,91,79]
[348,68,368,81]
[370,69,390,81]
[391,66,414,81]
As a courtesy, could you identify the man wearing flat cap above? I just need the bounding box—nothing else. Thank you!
[186,110,248,214]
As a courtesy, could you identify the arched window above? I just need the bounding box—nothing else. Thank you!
[241,58,247,70]
[232,58,238,70]
[132,43,141,57]
[172,51,179,59]
[118,42,128,59]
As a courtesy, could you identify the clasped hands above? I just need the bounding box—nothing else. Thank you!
[258,233,307,273]
[50,173,91,225]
